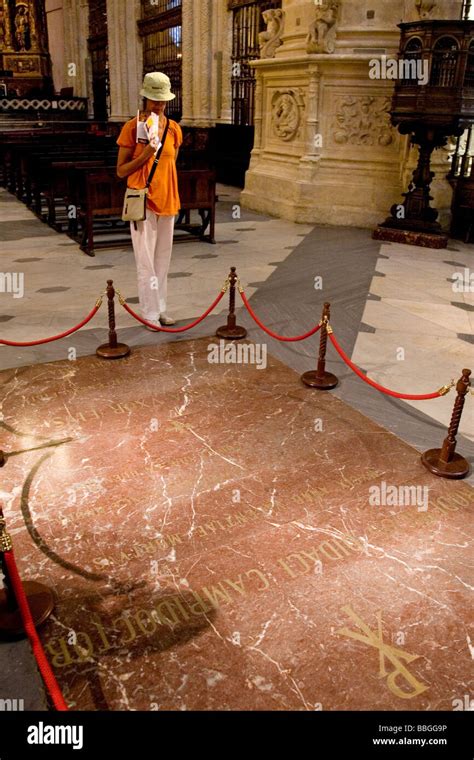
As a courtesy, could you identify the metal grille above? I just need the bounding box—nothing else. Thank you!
[138,0,182,121]
[87,0,110,120]
[229,0,281,126]
[429,37,459,87]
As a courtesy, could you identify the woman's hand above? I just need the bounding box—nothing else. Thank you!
[141,143,157,160]
[117,142,156,179]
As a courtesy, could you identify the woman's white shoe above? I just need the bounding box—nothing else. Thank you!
[159,314,176,326]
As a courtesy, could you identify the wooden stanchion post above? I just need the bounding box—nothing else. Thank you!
[421,368,471,479]
[96,280,131,359]
[216,267,247,340]
[301,302,339,390]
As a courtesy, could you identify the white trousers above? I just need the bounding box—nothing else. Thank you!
[130,209,175,321]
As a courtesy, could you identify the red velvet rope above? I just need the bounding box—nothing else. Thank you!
[240,290,322,342]
[329,333,443,400]
[0,304,101,347]
[121,291,225,333]
[3,551,68,711]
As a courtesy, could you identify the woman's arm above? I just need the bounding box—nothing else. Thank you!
[116,144,156,179]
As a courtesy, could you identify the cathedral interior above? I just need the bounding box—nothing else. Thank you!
[0,0,473,729]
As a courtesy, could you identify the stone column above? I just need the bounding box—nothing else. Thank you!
[212,0,233,124]
[62,0,89,99]
[181,0,214,127]
[181,0,193,123]
[45,0,66,93]
[106,0,142,122]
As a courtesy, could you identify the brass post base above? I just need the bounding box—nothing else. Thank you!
[421,449,470,480]
[96,343,131,360]
[216,326,248,340]
[0,581,55,638]
[301,370,339,390]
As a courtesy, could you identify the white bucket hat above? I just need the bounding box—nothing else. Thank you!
[140,72,176,102]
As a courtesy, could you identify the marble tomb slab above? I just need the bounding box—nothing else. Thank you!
[0,338,472,711]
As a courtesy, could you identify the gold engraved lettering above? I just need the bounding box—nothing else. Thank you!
[337,606,428,700]
[44,638,75,667]
[112,614,137,644]
[135,608,157,636]
[74,632,95,661]
[246,569,270,591]
[301,548,322,565]
[154,597,189,627]
[224,574,247,596]
[277,558,298,578]
[188,591,214,616]
[318,541,347,561]
[91,617,113,653]
[287,553,312,573]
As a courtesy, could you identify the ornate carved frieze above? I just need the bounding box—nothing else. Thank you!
[331,96,394,147]
[306,0,340,55]
[258,8,284,59]
[271,89,305,142]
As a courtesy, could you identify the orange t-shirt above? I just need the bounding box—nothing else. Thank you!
[117,116,183,216]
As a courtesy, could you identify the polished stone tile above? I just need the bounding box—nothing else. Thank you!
[0,338,472,711]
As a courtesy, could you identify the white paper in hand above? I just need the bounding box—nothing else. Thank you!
[136,113,149,144]
[145,113,162,153]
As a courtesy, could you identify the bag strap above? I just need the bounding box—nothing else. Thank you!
[145,117,170,189]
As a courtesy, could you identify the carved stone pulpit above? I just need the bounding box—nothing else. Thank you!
[0,0,52,96]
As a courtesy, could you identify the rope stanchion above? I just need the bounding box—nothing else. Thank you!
[96,280,131,360]
[301,302,339,390]
[0,299,103,347]
[3,553,67,710]
[239,289,322,342]
[2,541,67,710]
[119,289,226,333]
[0,507,55,639]
[421,369,471,479]
[216,267,247,341]
[328,332,448,401]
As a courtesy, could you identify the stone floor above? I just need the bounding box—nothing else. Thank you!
[0,337,473,711]
[0,183,473,710]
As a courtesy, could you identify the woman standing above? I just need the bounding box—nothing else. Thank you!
[116,72,183,327]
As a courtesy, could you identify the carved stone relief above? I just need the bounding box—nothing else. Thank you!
[306,0,340,55]
[415,0,437,18]
[332,96,394,147]
[271,89,305,142]
[258,8,285,59]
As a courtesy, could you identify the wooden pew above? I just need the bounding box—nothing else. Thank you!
[176,169,216,244]
[76,169,127,256]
